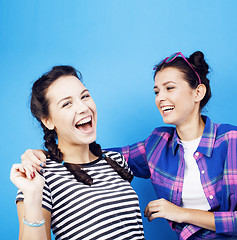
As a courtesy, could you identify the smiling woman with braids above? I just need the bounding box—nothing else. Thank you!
[10,66,145,240]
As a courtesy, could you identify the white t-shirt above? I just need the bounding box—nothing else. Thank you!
[180,137,211,210]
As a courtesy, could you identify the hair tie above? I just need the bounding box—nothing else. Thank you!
[102,154,106,158]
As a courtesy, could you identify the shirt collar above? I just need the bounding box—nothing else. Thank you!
[171,115,216,157]
[171,130,180,155]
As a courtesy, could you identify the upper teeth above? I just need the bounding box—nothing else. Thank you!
[76,116,91,125]
[161,106,174,111]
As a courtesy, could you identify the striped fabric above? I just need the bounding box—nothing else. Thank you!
[113,116,237,239]
[16,151,145,240]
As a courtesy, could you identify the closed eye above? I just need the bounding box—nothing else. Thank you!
[167,86,174,91]
[82,94,90,100]
[62,101,72,108]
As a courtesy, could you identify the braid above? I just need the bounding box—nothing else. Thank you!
[42,124,93,186]
[42,124,62,161]
[63,163,93,186]
[89,142,134,183]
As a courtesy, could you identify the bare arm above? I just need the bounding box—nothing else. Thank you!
[144,198,215,231]
[17,201,51,240]
[10,164,51,240]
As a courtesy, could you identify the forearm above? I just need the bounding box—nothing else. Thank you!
[11,164,49,239]
[145,198,216,231]
[181,208,215,231]
[19,196,48,240]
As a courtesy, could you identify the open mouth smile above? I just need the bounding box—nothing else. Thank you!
[161,105,175,114]
[75,116,93,133]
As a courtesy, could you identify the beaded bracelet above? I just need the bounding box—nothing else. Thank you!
[23,217,45,227]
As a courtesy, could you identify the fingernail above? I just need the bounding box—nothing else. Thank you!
[40,169,45,173]
[40,163,44,167]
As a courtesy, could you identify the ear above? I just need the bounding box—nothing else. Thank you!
[41,117,54,130]
[194,84,206,103]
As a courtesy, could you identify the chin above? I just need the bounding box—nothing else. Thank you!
[88,133,97,143]
[162,116,172,124]
[163,119,177,126]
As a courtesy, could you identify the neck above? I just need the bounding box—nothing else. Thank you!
[176,114,205,141]
[58,143,97,164]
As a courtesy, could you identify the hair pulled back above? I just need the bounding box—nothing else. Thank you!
[31,65,133,185]
[153,51,211,110]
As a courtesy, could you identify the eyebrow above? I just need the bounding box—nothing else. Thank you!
[154,81,176,90]
[81,89,89,95]
[57,89,89,105]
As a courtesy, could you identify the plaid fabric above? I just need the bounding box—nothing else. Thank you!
[113,116,237,239]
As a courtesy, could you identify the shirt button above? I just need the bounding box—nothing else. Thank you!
[201,170,205,174]
[209,195,213,200]
[195,152,199,157]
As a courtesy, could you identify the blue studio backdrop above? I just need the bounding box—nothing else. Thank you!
[1,1,237,239]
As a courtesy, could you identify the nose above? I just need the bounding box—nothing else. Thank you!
[75,100,89,114]
[156,90,166,103]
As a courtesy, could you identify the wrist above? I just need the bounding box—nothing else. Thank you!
[24,194,43,207]
[23,198,44,221]
[24,191,42,200]
[178,208,190,223]
[23,217,45,227]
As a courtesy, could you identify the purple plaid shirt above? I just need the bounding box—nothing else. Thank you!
[113,116,237,239]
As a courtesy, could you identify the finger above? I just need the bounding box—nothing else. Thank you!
[20,162,36,179]
[23,160,43,173]
[144,205,149,217]
[144,205,159,218]
[34,149,47,164]
[23,160,45,176]
[144,203,153,217]
[10,164,27,182]
[147,212,161,222]
[21,149,46,169]
[10,164,21,178]
[144,200,159,216]
[144,204,153,218]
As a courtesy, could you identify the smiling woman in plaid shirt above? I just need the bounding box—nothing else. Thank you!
[20,51,237,240]
[116,51,237,239]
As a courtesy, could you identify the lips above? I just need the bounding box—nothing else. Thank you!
[160,105,174,115]
[75,116,93,133]
[161,105,174,111]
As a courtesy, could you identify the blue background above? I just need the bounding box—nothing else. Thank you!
[1,1,237,239]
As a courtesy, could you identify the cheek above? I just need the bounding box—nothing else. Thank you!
[91,101,97,115]
[52,111,71,126]
[155,96,159,108]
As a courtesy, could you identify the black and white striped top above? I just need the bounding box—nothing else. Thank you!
[16,151,145,240]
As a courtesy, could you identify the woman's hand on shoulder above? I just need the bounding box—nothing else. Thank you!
[144,198,185,223]
[21,149,47,173]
